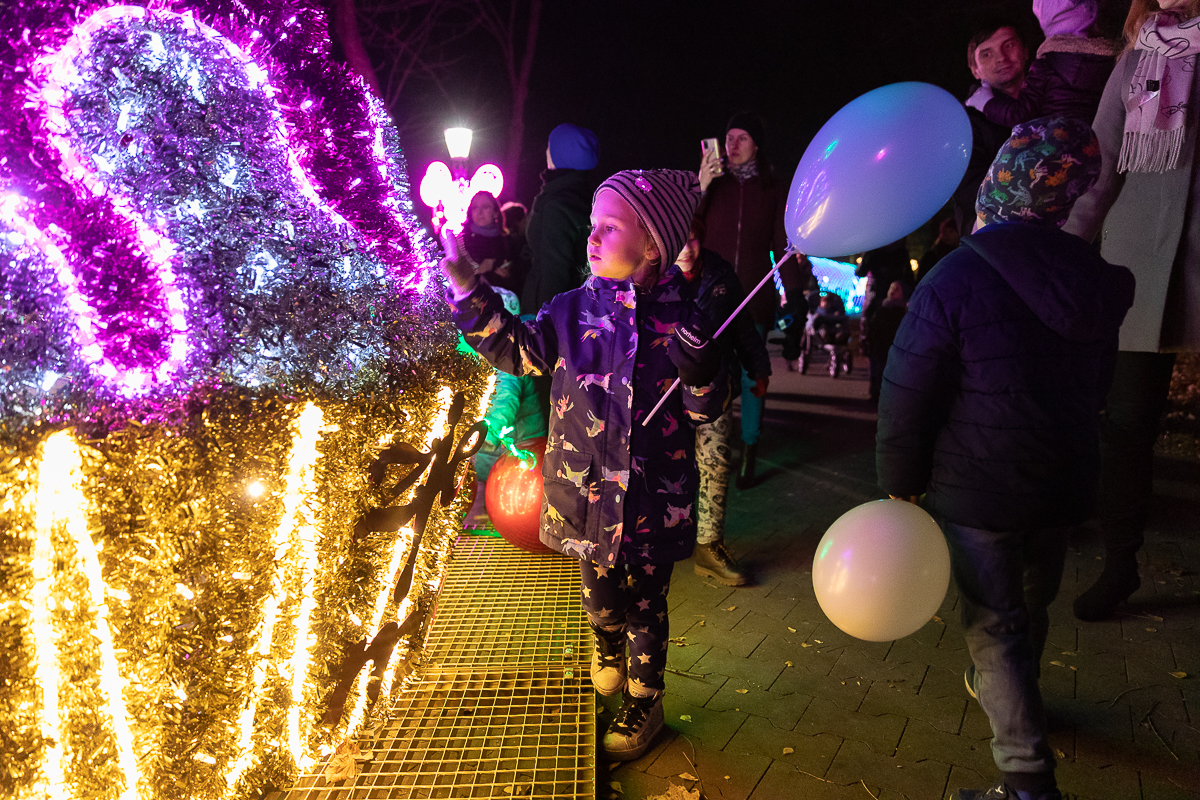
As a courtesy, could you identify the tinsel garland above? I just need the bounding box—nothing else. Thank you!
[0,0,442,424]
[0,0,498,797]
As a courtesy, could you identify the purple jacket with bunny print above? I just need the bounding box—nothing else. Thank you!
[448,267,731,565]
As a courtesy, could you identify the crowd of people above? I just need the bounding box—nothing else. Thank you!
[439,2,1199,798]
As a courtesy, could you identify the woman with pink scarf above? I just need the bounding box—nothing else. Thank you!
[1064,0,1200,622]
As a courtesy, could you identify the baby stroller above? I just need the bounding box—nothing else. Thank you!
[797,292,854,377]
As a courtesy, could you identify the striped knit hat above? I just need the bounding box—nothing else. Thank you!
[595,169,701,266]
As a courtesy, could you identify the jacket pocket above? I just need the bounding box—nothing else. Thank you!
[542,448,594,540]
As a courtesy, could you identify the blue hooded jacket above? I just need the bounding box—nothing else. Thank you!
[877,223,1135,531]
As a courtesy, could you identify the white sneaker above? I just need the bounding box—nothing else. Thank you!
[602,693,664,761]
[590,632,627,696]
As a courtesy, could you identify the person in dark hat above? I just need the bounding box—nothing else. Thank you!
[696,112,806,489]
[520,123,600,313]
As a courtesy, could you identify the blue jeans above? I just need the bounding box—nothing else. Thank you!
[942,521,1069,781]
[739,324,768,446]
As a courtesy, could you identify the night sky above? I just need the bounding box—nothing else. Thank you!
[379,0,1130,220]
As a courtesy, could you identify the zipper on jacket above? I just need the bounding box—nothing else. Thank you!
[734,181,744,270]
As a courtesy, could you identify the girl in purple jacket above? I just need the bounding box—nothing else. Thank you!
[441,169,731,761]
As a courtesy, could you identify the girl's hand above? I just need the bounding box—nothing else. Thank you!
[889,494,920,504]
[698,148,721,192]
[477,257,497,274]
[440,254,477,297]
[751,377,769,398]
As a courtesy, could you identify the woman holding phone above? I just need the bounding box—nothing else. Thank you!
[696,112,806,489]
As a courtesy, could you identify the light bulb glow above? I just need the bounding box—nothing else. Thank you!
[443,127,473,159]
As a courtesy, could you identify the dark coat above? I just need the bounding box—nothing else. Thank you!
[876,223,1134,531]
[953,104,1012,238]
[689,249,772,384]
[449,269,731,565]
[521,169,594,313]
[981,36,1121,128]
[696,170,805,327]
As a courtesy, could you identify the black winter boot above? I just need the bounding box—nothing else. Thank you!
[1073,555,1140,621]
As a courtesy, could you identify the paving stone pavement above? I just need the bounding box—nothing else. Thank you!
[597,350,1200,800]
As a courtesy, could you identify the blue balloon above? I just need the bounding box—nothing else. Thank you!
[785,82,971,258]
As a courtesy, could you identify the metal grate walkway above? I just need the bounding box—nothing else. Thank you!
[288,536,593,799]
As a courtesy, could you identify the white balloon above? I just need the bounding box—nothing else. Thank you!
[812,499,951,642]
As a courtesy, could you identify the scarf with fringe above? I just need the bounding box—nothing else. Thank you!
[1119,12,1200,173]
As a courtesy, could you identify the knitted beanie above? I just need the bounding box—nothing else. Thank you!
[594,170,702,266]
[976,116,1102,228]
[726,112,766,150]
[548,123,600,171]
[1033,0,1097,37]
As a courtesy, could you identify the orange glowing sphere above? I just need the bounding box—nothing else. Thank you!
[484,436,552,553]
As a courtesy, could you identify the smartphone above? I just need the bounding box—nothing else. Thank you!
[701,138,723,176]
[440,225,459,261]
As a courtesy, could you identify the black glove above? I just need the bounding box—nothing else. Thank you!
[668,309,720,387]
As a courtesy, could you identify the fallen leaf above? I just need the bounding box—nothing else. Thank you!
[725,605,737,611]
[1146,628,1157,632]
[801,643,812,648]
[698,620,706,626]
[787,626,797,632]
[1060,651,1078,656]
[680,714,692,722]
[609,780,623,794]
[1170,671,1188,679]
[679,772,699,781]
[814,639,823,644]
[782,746,795,755]
[1050,661,1066,667]
[932,615,944,623]
[645,785,702,800]
[1054,748,1066,759]
[735,688,749,694]
[785,661,795,667]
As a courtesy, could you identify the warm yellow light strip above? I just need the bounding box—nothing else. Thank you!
[32,430,142,800]
[225,402,324,791]
[342,524,413,737]
[284,404,325,771]
[30,433,69,800]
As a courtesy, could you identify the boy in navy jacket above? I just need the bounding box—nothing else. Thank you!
[442,170,730,761]
[877,118,1134,800]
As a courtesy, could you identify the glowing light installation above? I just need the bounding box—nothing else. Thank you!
[419,162,505,233]
[0,2,494,798]
[1,0,439,407]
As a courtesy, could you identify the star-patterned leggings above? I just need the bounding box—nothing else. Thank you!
[579,560,675,697]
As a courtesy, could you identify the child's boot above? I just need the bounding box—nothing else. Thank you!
[693,539,749,586]
[602,689,664,761]
[589,623,627,696]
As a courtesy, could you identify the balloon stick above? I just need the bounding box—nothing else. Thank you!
[642,250,794,427]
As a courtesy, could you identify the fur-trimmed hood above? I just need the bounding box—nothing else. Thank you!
[1037,34,1124,59]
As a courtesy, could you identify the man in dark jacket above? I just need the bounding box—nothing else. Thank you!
[520,123,599,313]
[877,118,1134,800]
[969,0,1121,128]
[953,17,1031,236]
